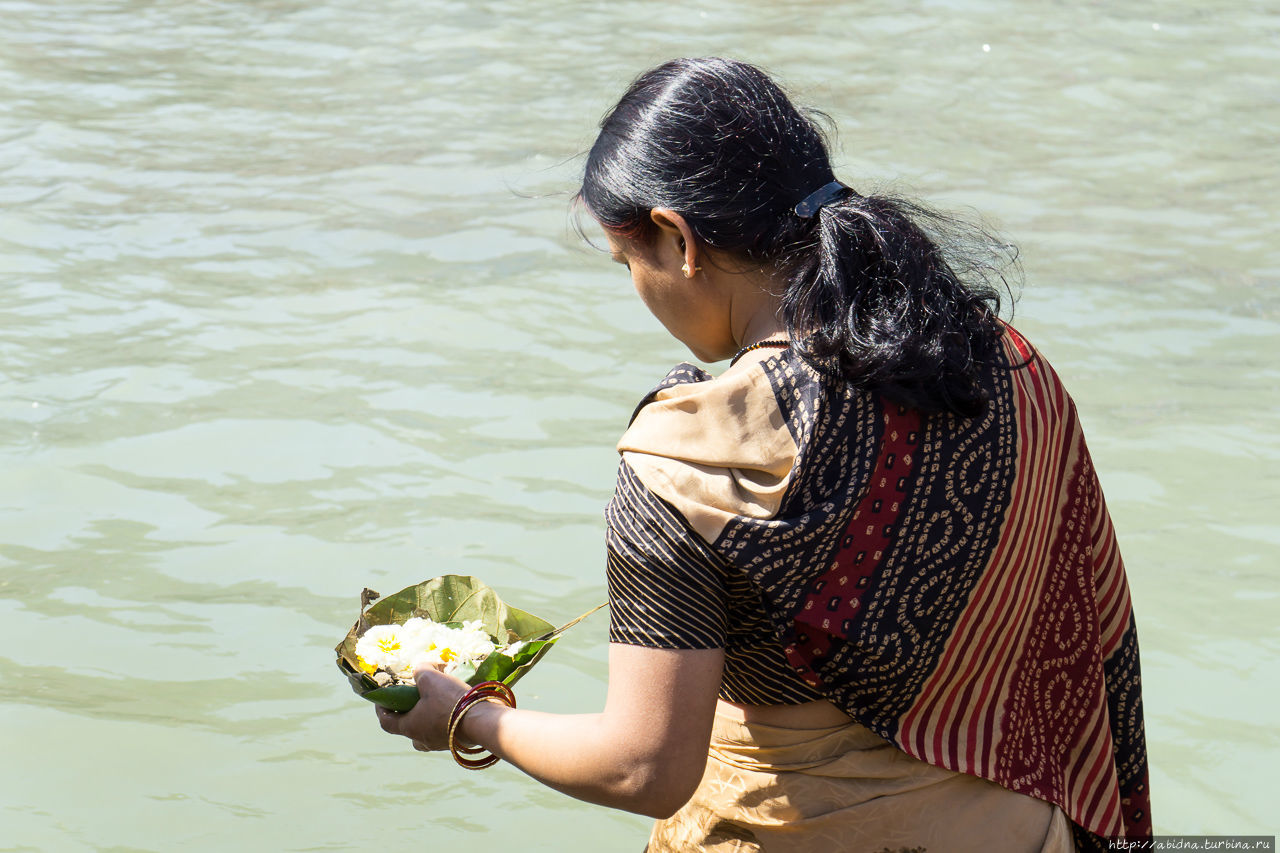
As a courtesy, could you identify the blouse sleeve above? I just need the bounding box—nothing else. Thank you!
[605,458,728,650]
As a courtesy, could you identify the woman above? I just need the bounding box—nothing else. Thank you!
[377,57,1151,852]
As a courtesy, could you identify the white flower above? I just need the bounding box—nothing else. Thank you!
[355,624,418,679]
[358,617,502,682]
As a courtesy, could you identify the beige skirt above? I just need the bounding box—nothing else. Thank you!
[647,710,1076,853]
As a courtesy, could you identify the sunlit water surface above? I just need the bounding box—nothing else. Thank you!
[1,1,1276,849]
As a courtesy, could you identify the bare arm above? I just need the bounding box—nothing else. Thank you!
[376,643,723,819]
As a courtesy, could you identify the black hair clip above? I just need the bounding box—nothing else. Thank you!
[794,180,853,218]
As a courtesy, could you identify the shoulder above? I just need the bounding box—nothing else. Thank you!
[994,321,1079,421]
[616,350,802,543]
[621,354,794,468]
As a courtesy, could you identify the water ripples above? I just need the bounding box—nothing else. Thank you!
[1,0,1276,847]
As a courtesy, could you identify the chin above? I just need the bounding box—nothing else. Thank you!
[684,343,729,363]
[686,348,720,363]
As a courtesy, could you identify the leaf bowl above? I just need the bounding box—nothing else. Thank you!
[335,575,558,712]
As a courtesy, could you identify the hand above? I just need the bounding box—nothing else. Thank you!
[374,662,471,752]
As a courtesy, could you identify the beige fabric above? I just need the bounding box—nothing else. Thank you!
[618,355,798,543]
[647,710,1077,853]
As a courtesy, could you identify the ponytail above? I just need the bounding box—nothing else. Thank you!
[780,192,1013,416]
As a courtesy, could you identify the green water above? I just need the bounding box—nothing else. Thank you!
[1,1,1276,849]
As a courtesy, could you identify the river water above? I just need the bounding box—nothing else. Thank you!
[1,1,1276,849]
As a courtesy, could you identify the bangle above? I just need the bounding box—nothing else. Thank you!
[448,682,516,769]
[448,681,516,734]
[447,681,516,770]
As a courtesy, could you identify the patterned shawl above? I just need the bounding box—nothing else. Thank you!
[615,327,1151,849]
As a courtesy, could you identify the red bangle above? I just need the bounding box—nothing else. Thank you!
[448,681,516,732]
[448,681,516,769]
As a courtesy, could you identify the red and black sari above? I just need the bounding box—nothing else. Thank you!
[605,327,1150,850]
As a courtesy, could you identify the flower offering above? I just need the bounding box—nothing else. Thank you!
[336,575,572,712]
[354,617,526,682]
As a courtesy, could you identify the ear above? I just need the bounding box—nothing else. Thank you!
[650,209,700,277]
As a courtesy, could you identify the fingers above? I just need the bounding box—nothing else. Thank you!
[412,660,447,684]
[376,705,404,735]
[374,664,464,749]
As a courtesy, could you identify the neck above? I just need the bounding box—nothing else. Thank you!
[729,272,788,351]
[738,311,788,349]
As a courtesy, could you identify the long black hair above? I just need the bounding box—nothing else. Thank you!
[577,57,1020,417]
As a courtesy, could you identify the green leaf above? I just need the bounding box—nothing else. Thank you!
[470,652,513,685]
[362,685,420,713]
[334,575,560,712]
[449,660,478,684]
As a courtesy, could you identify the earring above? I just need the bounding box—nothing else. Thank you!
[681,263,702,278]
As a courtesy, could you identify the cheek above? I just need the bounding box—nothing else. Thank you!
[629,270,665,311]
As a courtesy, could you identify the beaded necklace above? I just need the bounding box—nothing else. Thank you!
[729,339,790,367]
